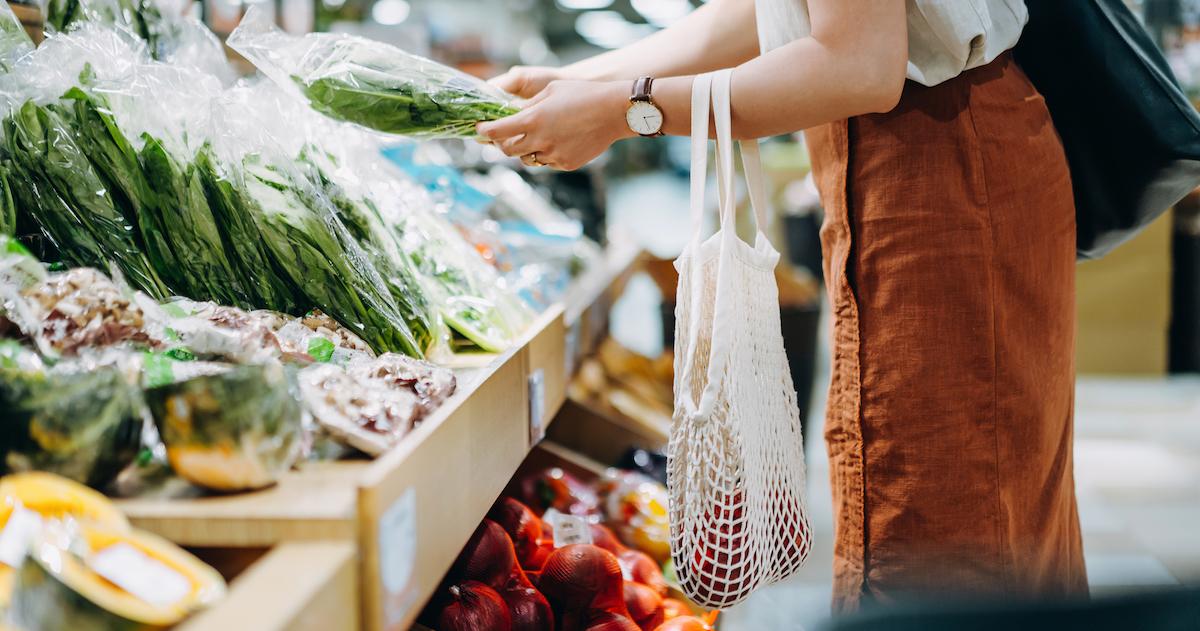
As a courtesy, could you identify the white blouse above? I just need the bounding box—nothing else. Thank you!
[754,0,1029,87]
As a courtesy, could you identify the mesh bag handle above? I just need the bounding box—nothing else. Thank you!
[679,68,773,421]
[669,68,812,609]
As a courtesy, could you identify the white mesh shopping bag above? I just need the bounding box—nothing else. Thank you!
[668,69,812,609]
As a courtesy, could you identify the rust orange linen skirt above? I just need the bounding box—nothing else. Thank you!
[805,52,1087,613]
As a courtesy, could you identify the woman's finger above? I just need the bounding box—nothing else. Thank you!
[497,133,539,158]
[489,71,524,96]
[477,108,534,141]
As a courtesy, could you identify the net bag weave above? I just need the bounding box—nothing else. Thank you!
[668,69,812,609]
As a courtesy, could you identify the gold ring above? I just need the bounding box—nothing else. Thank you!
[525,152,545,167]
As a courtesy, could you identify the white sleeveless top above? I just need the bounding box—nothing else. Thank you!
[754,0,1028,87]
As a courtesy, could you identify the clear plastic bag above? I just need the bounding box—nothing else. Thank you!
[228,5,518,139]
[0,2,33,72]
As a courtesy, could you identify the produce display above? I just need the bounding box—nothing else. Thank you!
[229,6,518,139]
[0,2,637,628]
[428,491,709,631]
[0,473,226,627]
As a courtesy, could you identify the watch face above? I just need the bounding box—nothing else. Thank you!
[626,101,663,135]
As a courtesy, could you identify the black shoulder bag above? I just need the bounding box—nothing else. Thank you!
[1014,0,1200,259]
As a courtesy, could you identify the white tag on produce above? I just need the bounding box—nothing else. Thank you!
[0,505,42,568]
[89,543,191,608]
[544,509,592,548]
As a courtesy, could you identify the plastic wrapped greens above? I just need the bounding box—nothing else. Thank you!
[228,5,518,139]
[41,0,233,79]
[0,2,33,73]
[0,27,428,357]
[0,360,143,488]
[2,96,171,298]
[145,363,302,491]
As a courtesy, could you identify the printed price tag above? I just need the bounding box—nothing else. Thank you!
[564,321,581,376]
[90,543,191,608]
[543,509,593,548]
[380,488,417,594]
[529,369,546,445]
[0,505,41,568]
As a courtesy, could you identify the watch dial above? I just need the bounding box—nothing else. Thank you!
[627,101,663,135]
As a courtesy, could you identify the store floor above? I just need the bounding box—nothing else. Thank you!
[607,173,1200,630]
[711,374,1200,631]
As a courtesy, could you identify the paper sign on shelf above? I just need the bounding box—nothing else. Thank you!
[0,505,41,568]
[90,543,191,608]
[380,487,417,594]
[543,509,592,548]
[529,368,546,445]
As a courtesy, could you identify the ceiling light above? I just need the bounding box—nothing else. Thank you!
[371,0,410,25]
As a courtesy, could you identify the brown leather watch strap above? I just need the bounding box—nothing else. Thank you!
[632,76,654,102]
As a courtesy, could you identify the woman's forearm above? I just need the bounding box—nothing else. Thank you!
[651,0,908,139]
[478,0,907,170]
[563,0,760,81]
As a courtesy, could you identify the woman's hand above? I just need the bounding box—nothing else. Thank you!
[477,79,635,171]
[490,66,566,99]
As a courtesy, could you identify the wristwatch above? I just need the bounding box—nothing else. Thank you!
[626,76,664,137]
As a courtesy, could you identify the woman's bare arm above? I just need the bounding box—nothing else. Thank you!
[564,0,760,81]
[480,0,908,169]
[494,0,759,98]
[655,0,908,139]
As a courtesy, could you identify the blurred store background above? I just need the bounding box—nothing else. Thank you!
[6,0,1198,628]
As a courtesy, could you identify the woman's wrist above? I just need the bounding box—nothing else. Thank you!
[605,80,640,141]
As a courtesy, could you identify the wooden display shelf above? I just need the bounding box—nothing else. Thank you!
[108,245,643,631]
[181,541,358,631]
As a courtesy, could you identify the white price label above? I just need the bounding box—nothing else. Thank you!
[543,509,592,548]
[379,488,417,596]
[529,369,546,445]
[564,322,581,376]
[90,543,191,608]
[0,505,42,568]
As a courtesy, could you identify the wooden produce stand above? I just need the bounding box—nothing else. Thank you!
[114,242,643,631]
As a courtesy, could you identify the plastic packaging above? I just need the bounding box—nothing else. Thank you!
[0,2,33,72]
[228,5,518,139]
[144,363,302,491]
[0,360,143,488]
[299,352,455,456]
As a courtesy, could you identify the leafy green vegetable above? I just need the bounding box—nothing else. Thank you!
[194,146,298,314]
[240,155,423,356]
[0,161,15,236]
[60,86,189,296]
[2,99,170,298]
[298,73,518,138]
[139,136,247,307]
[301,146,436,354]
[45,0,164,54]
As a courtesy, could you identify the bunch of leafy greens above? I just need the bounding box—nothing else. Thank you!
[45,0,164,53]
[2,97,171,298]
[298,71,518,139]
[227,12,517,139]
[239,154,423,357]
[2,65,429,356]
[300,145,435,354]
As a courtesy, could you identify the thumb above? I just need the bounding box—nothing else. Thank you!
[489,69,528,97]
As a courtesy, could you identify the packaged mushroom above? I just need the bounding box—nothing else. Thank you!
[299,353,455,456]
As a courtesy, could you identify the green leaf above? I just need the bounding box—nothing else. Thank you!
[306,336,335,362]
[142,351,177,388]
